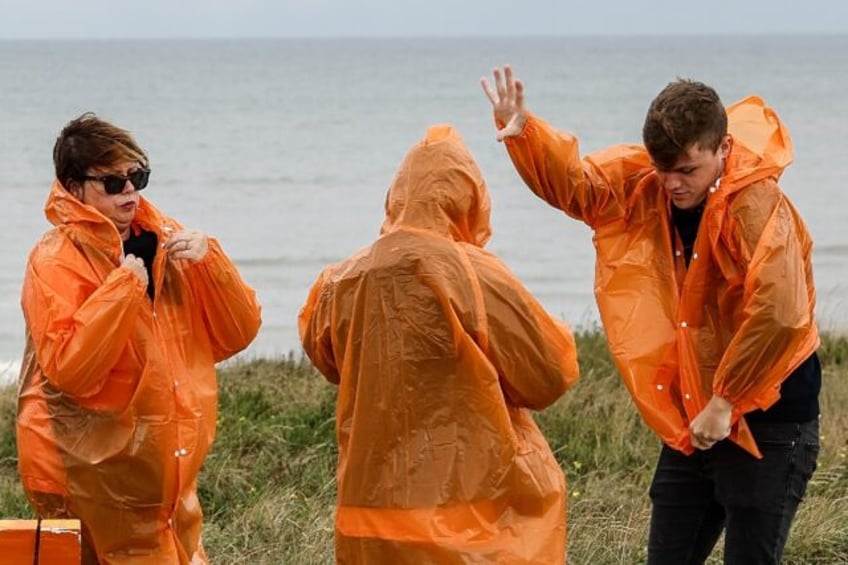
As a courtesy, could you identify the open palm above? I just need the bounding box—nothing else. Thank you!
[481,65,527,141]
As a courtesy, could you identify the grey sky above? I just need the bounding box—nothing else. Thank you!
[1,0,846,39]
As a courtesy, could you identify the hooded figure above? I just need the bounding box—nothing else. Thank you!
[299,125,579,564]
[17,113,261,563]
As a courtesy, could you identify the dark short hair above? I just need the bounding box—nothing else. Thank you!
[53,113,149,189]
[642,79,727,170]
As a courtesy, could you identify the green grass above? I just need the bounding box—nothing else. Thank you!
[2,333,847,563]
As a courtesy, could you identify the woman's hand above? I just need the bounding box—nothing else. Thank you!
[163,229,209,262]
[123,254,149,286]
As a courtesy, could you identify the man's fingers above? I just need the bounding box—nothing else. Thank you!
[691,428,730,450]
[691,436,715,450]
[493,67,506,100]
[504,65,515,101]
[480,78,498,106]
[515,79,525,109]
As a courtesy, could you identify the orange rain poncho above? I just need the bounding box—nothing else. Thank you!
[17,182,262,563]
[502,96,818,458]
[299,125,579,563]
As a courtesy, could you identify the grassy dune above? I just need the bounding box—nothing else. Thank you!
[0,332,845,563]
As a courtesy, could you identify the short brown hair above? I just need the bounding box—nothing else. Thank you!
[53,113,149,189]
[642,79,727,170]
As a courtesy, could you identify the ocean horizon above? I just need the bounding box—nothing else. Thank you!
[1,35,846,380]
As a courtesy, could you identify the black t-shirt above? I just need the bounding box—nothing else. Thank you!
[671,204,820,422]
[746,352,821,422]
[671,203,704,265]
[123,227,158,301]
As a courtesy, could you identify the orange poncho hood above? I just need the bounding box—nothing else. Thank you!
[381,124,492,246]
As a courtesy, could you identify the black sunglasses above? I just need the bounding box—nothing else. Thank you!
[79,168,150,195]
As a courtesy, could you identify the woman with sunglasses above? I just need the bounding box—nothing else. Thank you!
[16,113,262,563]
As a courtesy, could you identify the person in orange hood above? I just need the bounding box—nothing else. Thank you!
[17,113,262,563]
[299,124,579,564]
[482,66,820,564]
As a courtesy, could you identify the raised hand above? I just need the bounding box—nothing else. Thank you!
[480,65,527,142]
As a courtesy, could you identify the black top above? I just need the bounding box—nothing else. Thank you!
[123,227,158,301]
[671,204,820,423]
[671,203,704,265]
[746,352,821,423]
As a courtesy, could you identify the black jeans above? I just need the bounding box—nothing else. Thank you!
[647,418,819,565]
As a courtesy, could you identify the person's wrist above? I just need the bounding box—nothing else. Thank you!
[710,394,733,413]
[515,113,527,133]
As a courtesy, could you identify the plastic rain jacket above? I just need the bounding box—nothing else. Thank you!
[502,96,818,458]
[17,181,262,563]
[299,125,579,564]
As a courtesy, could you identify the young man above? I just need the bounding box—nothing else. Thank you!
[299,125,579,563]
[482,66,820,564]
